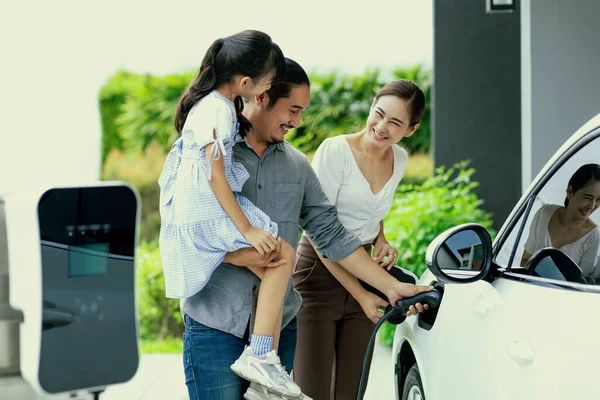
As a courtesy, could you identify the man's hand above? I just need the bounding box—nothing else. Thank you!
[224,237,285,268]
[358,290,389,324]
[385,282,432,316]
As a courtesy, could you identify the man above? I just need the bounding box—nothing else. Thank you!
[181,58,430,399]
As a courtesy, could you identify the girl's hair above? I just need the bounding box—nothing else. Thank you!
[174,30,285,137]
[265,58,310,109]
[374,79,426,127]
[565,163,600,206]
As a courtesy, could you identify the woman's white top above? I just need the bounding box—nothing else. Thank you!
[311,135,408,245]
[524,203,600,276]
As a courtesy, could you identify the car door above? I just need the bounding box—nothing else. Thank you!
[404,118,600,400]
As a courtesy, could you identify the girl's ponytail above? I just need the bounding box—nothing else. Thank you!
[174,39,225,133]
[173,30,285,138]
[234,96,252,138]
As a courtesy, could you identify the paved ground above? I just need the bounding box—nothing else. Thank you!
[102,336,396,400]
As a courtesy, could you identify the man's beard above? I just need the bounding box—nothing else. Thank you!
[271,124,293,143]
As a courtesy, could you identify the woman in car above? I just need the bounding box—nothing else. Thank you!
[521,163,600,279]
[292,79,426,399]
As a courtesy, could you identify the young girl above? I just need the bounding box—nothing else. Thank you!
[158,30,303,399]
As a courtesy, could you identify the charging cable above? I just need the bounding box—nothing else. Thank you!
[356,289,443,400]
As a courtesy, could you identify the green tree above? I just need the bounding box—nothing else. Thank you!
[100,65,432,160]
[117,72,195,154]
[98,70,146,163]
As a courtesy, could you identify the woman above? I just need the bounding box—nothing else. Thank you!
[292,80,426,399]
[521,163,600,279]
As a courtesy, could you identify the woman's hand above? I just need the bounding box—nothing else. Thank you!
[373,238,399,270]
[242,227,278,255]
[358,290,390,324]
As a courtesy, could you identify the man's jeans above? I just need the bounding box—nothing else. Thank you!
[183,313,297,400]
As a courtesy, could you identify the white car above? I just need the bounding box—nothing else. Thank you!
[392,113,600,400]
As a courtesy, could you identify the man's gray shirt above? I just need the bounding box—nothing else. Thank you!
[181,139,361,338]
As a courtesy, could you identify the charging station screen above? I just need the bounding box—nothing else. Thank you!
[68,243,109,277]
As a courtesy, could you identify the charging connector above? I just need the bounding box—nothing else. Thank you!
[356,289,443,400]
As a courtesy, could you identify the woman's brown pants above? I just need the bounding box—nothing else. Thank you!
[292,236,375,400]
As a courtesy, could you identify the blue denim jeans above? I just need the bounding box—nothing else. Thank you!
[183,313,297,400]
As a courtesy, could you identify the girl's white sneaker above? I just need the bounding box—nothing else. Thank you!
[231,346,302,398]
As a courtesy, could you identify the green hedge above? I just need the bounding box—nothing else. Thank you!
[98,71,146,163]
[137,240,184,341]
[99,65,431,161]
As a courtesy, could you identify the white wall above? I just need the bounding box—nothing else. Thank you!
[0,3,106,194]
[521,0,600,191]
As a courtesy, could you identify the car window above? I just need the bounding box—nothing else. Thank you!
[495,197,543,268]
[494,135,600,284]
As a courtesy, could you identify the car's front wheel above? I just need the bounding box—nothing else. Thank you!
[402,364,425,400]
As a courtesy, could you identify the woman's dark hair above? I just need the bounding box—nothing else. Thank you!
[265,58,310,109]
[374,79,425,127]
[174,30,285,137]
[565,163,600,206]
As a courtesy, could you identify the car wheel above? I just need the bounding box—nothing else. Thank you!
[402,364,425,400]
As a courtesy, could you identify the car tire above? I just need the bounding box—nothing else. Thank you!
[402,364,425,400]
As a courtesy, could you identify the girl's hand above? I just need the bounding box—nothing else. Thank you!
[224,238,285,268]
[243,227,278,256]
[358,290,389,324]
[373,238,399,270]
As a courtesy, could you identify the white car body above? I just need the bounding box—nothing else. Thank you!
[393,113,600,400]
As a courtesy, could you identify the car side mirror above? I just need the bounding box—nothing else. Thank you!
[425,223,493,284]
[525,247,585,284]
